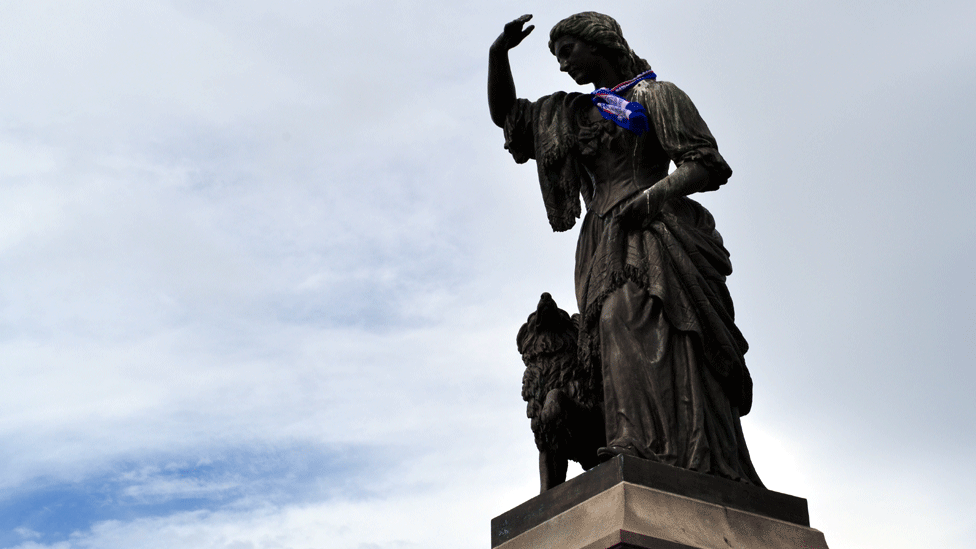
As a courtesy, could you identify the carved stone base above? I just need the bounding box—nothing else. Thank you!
[491,455,828,549]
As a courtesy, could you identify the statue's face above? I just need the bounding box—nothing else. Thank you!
[553,35,605,86]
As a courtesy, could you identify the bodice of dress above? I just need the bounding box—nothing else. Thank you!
[579,104,671,216]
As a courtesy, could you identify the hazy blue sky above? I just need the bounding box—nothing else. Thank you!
[1,1,974,548]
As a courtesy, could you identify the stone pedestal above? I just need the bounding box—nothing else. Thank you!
[491,455,828,549]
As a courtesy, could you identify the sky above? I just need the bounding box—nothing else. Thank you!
[0,0,974,548]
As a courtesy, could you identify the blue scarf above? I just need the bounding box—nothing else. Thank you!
[590,69,657,135]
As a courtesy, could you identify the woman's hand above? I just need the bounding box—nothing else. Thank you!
[492,14,535,52]
[617,163,713,227]
[617,185,666,228]
[488,15,533,127]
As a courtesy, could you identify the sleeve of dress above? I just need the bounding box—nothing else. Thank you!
[503,98,537,164]
[641,82,733,192]
[499,93,583,232]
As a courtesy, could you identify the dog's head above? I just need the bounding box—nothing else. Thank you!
[517,293,578,359]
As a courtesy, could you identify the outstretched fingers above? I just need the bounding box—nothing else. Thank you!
[503,14,534,47]
[509,13,533,27]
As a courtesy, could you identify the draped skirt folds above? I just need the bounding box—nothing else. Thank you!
[575,196,763,486]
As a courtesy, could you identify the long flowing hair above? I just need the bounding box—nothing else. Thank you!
[548,12,651,80]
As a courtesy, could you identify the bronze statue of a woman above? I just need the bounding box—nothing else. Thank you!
[489,12,763,486]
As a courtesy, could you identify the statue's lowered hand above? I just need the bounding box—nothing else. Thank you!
[617,186,666,228]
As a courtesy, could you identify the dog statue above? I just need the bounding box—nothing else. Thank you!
[517,292,605,493]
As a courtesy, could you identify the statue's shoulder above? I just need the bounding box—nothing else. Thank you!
[533,90,588,106]
[526,91,592,119]
[632,79,680,98]
[631,80,698,113]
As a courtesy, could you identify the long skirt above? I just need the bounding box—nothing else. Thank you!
[575,197,763,486]
[600,281,763,485]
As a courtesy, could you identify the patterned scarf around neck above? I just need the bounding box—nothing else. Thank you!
[590,69,657,135]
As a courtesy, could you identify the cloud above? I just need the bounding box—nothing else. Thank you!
[1,1,974,548]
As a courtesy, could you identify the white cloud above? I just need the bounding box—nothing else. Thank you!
[1,1,974,548]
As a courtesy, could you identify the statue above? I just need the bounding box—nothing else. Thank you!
[489,12,764,488]
[517,293,604,492]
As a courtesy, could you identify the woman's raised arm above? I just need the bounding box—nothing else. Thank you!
[488,14,534,128]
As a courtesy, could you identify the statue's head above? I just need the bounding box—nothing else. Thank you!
[548,12,651,80]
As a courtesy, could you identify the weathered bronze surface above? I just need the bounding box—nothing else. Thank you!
[491,12,762,492]
[517,293,604,492]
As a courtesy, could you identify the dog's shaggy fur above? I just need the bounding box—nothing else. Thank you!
[517,293,605,492]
